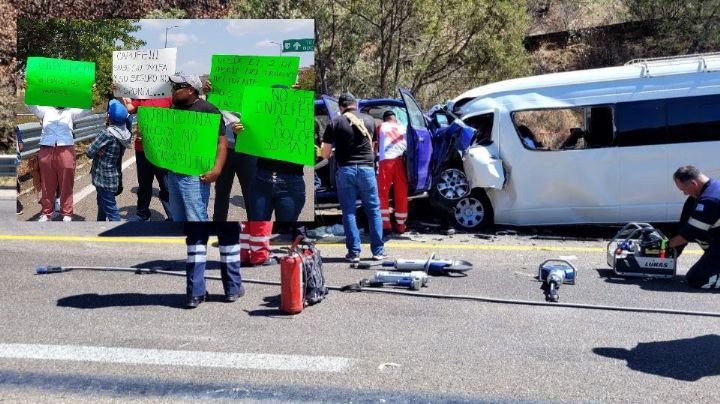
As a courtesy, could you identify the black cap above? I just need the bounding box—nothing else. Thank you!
[382,110,396,120]
[338,92,357,106]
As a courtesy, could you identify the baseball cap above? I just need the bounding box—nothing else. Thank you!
[338,92,357,105]
[382,110,396,120]
[169,72,203,95]
[107,99,128,125]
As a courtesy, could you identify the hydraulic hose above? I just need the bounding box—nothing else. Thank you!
[38,265,720,318]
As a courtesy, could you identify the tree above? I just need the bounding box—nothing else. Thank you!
[229,0,531,108]
[624,0,720,55]
[17,19,147,108]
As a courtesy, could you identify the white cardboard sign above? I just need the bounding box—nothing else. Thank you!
[112,48,177,99]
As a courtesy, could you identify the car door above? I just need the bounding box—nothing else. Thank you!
[315,96,339,201]
[399,88,433,195]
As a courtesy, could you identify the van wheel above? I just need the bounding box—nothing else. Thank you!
[451,190,493,230]
[436,167,470,201]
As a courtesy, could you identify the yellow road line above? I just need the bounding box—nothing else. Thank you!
[0,234,703,254]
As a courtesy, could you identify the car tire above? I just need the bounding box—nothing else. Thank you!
[435,167,470,201]
[451,189,493,230]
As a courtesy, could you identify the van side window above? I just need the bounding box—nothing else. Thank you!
[512,108,594,150]
[667,95,720,143]
[615,100,666,146]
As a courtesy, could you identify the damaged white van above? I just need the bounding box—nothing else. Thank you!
[446,53,720,227]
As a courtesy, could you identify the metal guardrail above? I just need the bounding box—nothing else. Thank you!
[16,113,106,159]
[0,155,16,177]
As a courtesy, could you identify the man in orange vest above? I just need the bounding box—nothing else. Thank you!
[376,110,408,234]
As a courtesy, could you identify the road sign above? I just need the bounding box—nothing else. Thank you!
[282,38,315,52]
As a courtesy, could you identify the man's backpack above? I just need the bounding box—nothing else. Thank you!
[298,243,328,306]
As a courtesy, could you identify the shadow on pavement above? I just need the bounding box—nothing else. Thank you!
[594,334,720,381]
[57,293,185,309]
[98,221,184,237]
[594,268,720,293]
[245,294,294,318]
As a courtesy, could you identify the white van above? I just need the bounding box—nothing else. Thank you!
[446,53,720,227]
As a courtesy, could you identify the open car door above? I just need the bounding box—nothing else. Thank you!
[399,88,433,194]
[315,95,340,194]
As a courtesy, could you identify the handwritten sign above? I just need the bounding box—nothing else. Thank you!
[237,87,314,166]
[136,107,221,176]
[208,55,300,113]
[25,57,95,109]
[112,48,177,99]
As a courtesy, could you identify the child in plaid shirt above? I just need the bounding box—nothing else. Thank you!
[87,100,132,221]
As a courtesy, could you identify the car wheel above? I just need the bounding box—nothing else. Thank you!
[451,190,493,230]
[435,167,470,201]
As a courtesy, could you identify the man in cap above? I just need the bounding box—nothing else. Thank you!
[376,109,409,234]
[161,73,241,309]
[321,93,386,262]
[165,72,226,221]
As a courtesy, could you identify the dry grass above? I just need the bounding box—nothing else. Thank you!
[514,108,584,149]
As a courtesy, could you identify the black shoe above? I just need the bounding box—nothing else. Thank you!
[443,227,456,236]
[225,285,246,302]
[185,292,207,309]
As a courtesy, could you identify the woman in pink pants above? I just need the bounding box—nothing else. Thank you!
[27,105,93,221]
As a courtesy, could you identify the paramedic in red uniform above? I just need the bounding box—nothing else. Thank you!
[376,110,409,234]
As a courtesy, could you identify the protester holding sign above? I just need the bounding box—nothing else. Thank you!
[163,73,227,221]
[113,83,173,221]
[200,79,258,222]
[26,84,96,222]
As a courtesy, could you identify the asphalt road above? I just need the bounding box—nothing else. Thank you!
[1,194,719,402]
[16,148,315,222]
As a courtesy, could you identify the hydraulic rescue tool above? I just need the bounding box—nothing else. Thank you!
[351,253,473,275]
[360,271,430,291]
[538,259,577,302]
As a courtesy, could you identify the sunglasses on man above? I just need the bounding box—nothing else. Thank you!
[171,82,193,91]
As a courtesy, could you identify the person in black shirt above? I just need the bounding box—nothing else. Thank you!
[321,93,386,262]
[165,73,227,222]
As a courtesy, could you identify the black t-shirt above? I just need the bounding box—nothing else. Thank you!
[257,157,304,176]
[172,98,225,136]
[322,108,376,167]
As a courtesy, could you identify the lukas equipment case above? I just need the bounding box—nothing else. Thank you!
[607,222,676,279]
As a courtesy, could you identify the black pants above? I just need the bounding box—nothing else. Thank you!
[213,150,257,222]
[685,250,720,288]
[135,149,169,220]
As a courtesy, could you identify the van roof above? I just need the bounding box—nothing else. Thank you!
[452,53,720,113]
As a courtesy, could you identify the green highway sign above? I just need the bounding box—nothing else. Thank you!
[282,38,315,53]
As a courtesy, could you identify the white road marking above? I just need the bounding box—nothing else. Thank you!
[0,343,353,373]
[73,155,136,204]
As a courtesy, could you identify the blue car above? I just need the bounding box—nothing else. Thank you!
[314,90,490,230]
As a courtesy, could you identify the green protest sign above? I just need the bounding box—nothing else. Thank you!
[137,107,221,176]
[25,57,95,109]
[208,55,300,113]
[282,39,315,52]
[237,87,314,166]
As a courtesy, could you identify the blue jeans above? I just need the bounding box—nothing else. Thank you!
[249,168,306,222]
[166,171,210,222]
[336,165,384,256]
[96,188,120,221]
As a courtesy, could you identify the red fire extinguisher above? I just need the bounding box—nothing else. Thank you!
[280,237,304,314]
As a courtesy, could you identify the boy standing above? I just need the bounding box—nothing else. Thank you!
[86,100,131,221]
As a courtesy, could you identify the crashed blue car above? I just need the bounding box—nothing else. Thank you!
[314,89,491,229]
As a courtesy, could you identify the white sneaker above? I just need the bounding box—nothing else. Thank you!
[62,215,72,222]
[37,215,49,222]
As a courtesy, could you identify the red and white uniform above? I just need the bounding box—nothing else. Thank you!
[377,121,409,233]
[240,221,273,265]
